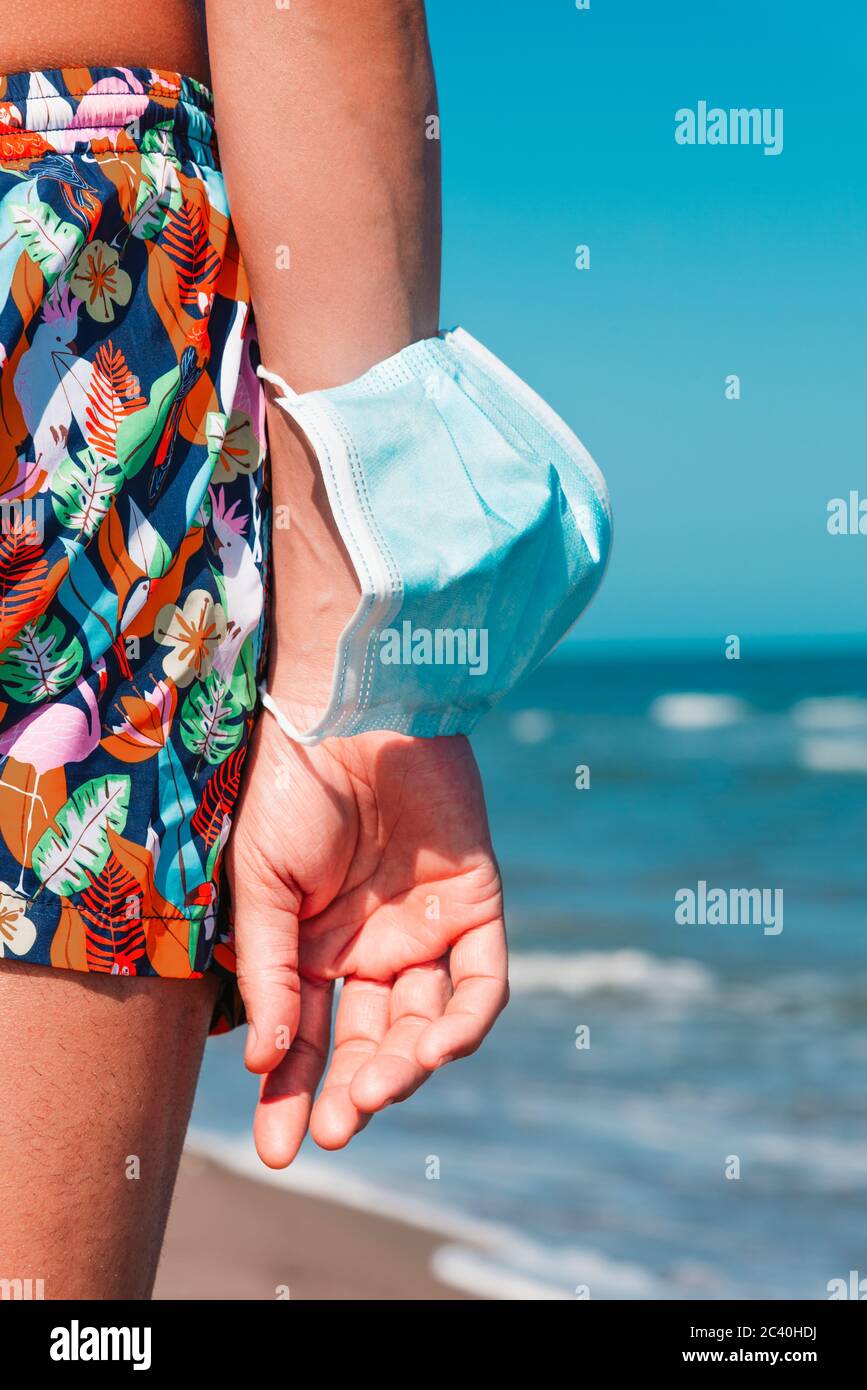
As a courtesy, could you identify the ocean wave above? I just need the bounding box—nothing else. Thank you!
[750,1132,867,1187]
[186,1129,674,1299]
[797,736,867,774]
[509,709,556,744]
[506,952,867,1020]
[508,949,715,999]
[187,1128,505,1247]
[649,693,750,730]
[432,1237,665,1301]
[791,697,867,730]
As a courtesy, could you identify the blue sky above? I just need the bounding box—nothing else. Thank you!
[427,0,866,647]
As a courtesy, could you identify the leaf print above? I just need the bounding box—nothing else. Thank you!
[84,341,146,459]
[32,773,131,896]
[0,73,265,1013]
[128,152,181,240]
[48,897,89,971]
[161,197,220,309]
[0,512,48,646]
[25,71,73,134]
[55,536,120,658]
[51,448,124,539]
[180,669,244,766]
[79,851,146,974]
[0,613,83,704]
[153,738,204,924]
[115,363,180,479]
[12,191,83,283]
[138,123,183,166]
[105,828,194,978]
[0,758,66,867]
[125,497,172,578]
[191,743,246,847]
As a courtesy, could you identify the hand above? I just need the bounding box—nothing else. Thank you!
[226,713,507,1168]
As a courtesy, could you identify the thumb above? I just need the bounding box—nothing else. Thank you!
[231,867,302,1074]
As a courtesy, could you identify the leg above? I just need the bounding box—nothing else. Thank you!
[0,960,218,1300]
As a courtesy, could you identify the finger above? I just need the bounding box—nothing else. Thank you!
[232,869,303,1074]
[415,917,509,1069]
[254,977,333,1168]
[309,977,391,1150]
[349,960,452,1113]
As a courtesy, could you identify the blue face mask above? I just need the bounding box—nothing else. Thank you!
[258,327,611,743]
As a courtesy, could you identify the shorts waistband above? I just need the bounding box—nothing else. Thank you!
[0,66,216,165]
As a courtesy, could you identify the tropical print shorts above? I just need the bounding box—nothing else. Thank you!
[0,68,269,1031]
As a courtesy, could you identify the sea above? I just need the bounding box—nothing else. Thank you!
[191,646,867,1300]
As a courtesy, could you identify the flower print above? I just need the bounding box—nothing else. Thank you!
[0,883,37,958]
[67,240,132,323]
[212,409,263,484]
[154,589,227,688]
[102,679,178,761]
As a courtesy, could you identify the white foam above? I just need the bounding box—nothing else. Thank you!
[650,693,749,730]
[751,1132,867,1187]
[432,1239,660,1301]
[509,709,555,744]
[508,949,715,1000]
[797,737,867,774]
[791,697,867,730]
[186,1128,665,1300]
[187,1129,508,1247]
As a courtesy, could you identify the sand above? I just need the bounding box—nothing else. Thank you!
[154,1150,472,1301]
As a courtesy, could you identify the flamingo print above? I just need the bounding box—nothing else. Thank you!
[1,658,108,890]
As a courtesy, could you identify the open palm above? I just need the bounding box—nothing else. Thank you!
[226,716,507,1168]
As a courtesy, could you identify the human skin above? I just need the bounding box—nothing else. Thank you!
[0,0,210,86]
[0,0,508,1296]
[207,0,507,1167]
[0,959,218,1298]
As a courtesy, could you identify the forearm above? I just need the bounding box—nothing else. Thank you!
[206,0,442,710]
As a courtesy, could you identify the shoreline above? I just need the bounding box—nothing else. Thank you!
[155,1147,474,1301]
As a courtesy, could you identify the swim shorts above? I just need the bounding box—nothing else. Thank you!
[0,68,268,1031]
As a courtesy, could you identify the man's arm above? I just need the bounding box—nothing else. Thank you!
[205,0,442,713]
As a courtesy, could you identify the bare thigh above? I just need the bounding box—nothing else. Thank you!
[0,960,218,1300]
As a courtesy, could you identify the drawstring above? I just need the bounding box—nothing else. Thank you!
[257,364,303,407]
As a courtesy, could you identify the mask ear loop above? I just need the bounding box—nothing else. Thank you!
[258,688,323,746]
[255,365,327,746]
[257,364,301,405]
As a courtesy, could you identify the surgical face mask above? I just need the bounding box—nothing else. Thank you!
[258,327,611,743]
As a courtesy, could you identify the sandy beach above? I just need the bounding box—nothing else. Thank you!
[154,1149,472,1301]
